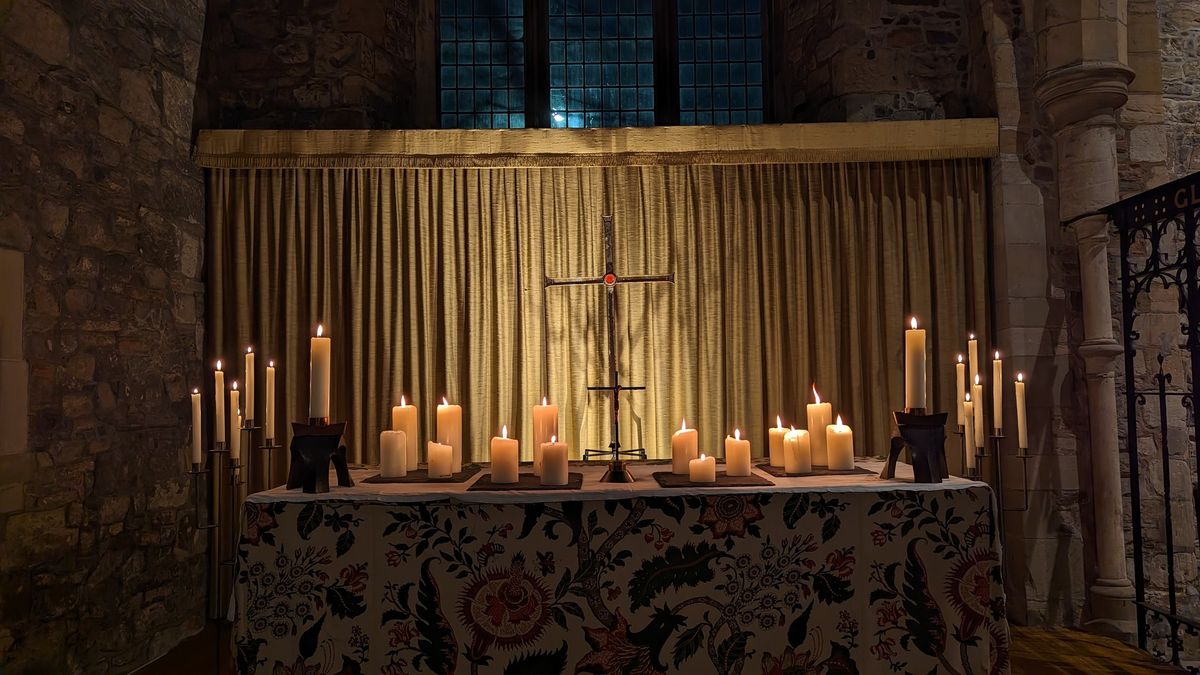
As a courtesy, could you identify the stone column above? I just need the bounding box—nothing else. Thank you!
[1035,63,1136,637]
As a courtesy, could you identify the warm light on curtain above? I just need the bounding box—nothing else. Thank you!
[205,155,989,479]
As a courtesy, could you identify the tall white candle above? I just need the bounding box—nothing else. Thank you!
[380,430,407,478]
[992,351,1003,433]
[905,317,927,410]
[689,453,716,483]
[244,346,255,423]
[806,386,833,466]
[724,428,752,477]
[963,394,977,470]
[190,388,202,465]
[213,360,226,444]
[391,395,419,469]
[783,427,811,474]
[436,397,463,473]
[264,360,276,441]
[427,441,453,478]
[955,354,966,427]
[768,415,787,467]
[971,375,985,449]
[230,408,242,461]
[540,435,568,486]
[671,419,699,475]
[532,396,558,475]
[826,415,854,470]
[967,333,979,386]
[309,324,331,420]
[490,425,519,484]
[1015,373,1028,450]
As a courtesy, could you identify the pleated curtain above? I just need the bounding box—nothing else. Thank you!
[205,159,989,478]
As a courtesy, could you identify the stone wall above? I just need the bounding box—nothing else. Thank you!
[1159,0,1200,177]
[199,0,435,129]
[771,0,989,122]
[0,0,208,672]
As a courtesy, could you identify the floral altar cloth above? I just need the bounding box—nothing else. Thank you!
[234,460,1010,674]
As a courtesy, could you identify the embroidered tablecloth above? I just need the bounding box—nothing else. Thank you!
[233,461,1010,674]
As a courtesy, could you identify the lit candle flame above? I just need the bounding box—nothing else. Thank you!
[441,396,448,406]
[957,353,963,363]
[776,415,783,428]
[232,380,238,390]
[247,346,253,353]
[1017,373,1024,383]
[192,387,198,394]
[790,425,796,432]
[969,332,976,340]
[316,324,324,337]
[502,424,508,439]
[237,408,241,417]
[699,453,706,461]
[216,359,222,371]
[965,392,971,402]
[400,395,407,406]
[995,350,1000,359]
[734,428,741,441]
[974,374,980,385]
[812,385,821,404]
[910,316,918,330]
[680,419,687,431]
[836,414,844,426]
[551,435,557,443]
[542,396,548,406]
[268,360,275,368]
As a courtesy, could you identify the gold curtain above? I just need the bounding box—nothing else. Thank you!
[206,159,988,478]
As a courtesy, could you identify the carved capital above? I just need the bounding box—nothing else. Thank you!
[1079,338,1122,376]
[1034,62,1135,131]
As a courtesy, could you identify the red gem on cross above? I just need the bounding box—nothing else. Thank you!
[604,273,617,286]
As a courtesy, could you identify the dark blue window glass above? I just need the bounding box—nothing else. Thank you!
[549,0,654,127]
[439,0,525,128]
[678,0,764,125]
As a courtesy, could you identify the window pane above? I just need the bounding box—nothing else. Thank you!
[678,0,764,125]
[439,0,524,127]
[548,0,654,127]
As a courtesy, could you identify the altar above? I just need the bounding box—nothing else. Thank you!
[232,460,1010,674]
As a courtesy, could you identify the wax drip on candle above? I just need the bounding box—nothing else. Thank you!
[734,428,741,440]
[812,385,821,404]
[502,424,508,439]
[776,415,783,429]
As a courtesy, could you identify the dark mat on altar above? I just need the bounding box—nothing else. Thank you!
[757,464,873,478]
[652,471,774,488]
[361,464,482,484]
[467,473,584,491]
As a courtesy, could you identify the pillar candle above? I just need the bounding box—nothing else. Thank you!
[671,419,698,475]
[955,354,966,427]
[905,317,927,409]
[190,388,202,465]
[826,415,854,470]
[967,333,979,385]
[309,324,331,419]
[490,425,519,484]
[724,428,752,477]
[806,386,833,466]
[971,375,985,449]
[392,396,419,469]
[264,361,276,441]
[213,360,225,444]
[230,408,242,462]
[380,430,407,478]
[1015,373,1028,450]
[436,397,464,473]
[689,453,716,483]
[532,397,558,475]
[244,346,255,423]
[992,351,1003,432]
[427,441,453,478]
[768,415,787,467]
[783,427,811,474]
[540,436,568,486]
[963,394,977,470]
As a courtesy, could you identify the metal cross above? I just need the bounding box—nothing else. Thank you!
[544,214,674,482]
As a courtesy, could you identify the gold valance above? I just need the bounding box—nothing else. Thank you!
[193,119,998,169]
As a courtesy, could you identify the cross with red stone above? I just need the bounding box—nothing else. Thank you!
[544,214,673,480]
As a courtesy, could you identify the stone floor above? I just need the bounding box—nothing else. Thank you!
[137,622,1184,674]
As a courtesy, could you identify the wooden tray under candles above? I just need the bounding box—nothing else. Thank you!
[362,464,482,484]
[652,471,774,488]
[467,473,584,491]
[757,464,873,478]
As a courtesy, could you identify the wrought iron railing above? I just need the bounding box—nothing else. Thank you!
[1107,171,1200,671]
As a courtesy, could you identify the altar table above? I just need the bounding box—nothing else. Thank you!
[232,461,1010,674]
